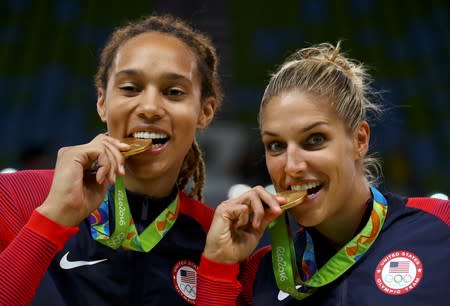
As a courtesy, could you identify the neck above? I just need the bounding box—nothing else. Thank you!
[317,183,371,248]
[122,174,178,198]
[122,158,183,198]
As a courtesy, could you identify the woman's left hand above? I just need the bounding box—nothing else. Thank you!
[204,186,285,264]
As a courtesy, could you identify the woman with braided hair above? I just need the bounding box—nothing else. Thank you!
[196,42,449,305]
[0,13,222,305]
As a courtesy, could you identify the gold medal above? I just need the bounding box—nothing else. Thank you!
[122,138,152,157]
[277,190,307,210]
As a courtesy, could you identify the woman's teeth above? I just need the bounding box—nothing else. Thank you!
[133,131,169,148]
[291,182,322,195]
[133,131,167,139]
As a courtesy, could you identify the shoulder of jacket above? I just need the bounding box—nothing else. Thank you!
[406,197,449,227]
[178,192,214,231]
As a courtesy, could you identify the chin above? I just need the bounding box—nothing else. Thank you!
[125,162,155,177]
[291,204,323,228]
[296,219,320,228]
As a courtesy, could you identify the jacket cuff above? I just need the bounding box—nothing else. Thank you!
[198,254,240,281]
[26,210,79,251]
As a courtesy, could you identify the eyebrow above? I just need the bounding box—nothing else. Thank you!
[115,69,142,79]
[114,69,192,83]
[262,121,328,137]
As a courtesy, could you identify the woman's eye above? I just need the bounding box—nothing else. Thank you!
[266,141,285,153]
[305,134,325,147]
[164,88,185,97]
[119,85,139,93]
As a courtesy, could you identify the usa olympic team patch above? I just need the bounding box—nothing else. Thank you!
[374,250,423,295]
[172,260,197,304]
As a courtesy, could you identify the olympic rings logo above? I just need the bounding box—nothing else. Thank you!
[384,274,412,285]
[105,232,126,248]
[180,283,196,298]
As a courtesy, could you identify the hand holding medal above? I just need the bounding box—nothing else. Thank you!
[38,134,133,227]
[204,186,298,264]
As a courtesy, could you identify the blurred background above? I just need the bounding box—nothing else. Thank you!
[0,0,448,205]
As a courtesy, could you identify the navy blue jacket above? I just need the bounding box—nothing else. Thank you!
[250,193,449,305]
[31,189,213,306]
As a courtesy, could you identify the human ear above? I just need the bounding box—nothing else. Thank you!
[96,88,107,122]
[354,121,370,158]
[197,97,217,129]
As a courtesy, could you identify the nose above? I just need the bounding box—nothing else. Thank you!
[136,87,165,120]
[284,144,307,176]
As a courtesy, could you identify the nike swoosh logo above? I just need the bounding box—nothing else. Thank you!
[277,285,302,301]
[59,251,107,270]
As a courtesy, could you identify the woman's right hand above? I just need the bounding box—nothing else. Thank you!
[204,186,285,264]
[36,134,130,227]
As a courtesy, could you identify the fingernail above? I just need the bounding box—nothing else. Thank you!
[90,161,100,173]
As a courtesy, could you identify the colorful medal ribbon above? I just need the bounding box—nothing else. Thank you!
[269,186,387,300]
[89,176,179,252]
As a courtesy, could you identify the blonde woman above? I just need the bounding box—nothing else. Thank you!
[197,42,449,306]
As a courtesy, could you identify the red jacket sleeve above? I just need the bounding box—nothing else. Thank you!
[196,255,242,306]
[0,170,78,306]
[196,245,272,306]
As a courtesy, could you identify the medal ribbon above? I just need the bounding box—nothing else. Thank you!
[89,176,179,252]
[269,187,387,300]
